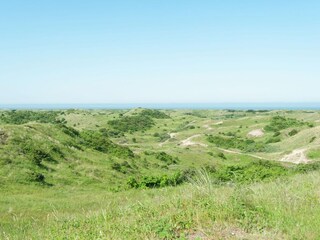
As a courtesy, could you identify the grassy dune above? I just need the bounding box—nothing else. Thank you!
[1,109,320,239]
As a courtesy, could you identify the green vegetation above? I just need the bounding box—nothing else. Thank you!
[108,114,154,132]
[80,130,134,158]
[207,135,266,152]
[1,109,320,239]
[215,160,288,183]
[127,171,190,189]
[140,109,170,119]
[0,110,61,124]
[264,116,306,132]
[288,129,299,136]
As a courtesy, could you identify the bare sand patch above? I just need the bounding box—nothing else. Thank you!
[203,124,212,130]
[280,149,310,164]
[247,129,264,137]
[180,134,207,147]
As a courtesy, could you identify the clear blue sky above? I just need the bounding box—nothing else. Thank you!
[1,1,319,104]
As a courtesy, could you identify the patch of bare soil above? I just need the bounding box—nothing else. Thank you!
[247,129,264,138]
[203,124,213,130]
[217,147,268,160]
[280,148,310,164]
[179,134,208,147]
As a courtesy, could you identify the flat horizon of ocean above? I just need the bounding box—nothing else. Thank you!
[1,102,320,110]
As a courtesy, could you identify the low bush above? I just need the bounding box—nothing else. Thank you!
[80,130,134,158]
[215,160,288,183]
[207,135,266,152]
[264,116,306,132]
[217,152,226,159]
[111,161,133,174]
[140,109,170,119]
[108,115,154,132]
[266,137,281,144]
[0,110,61,125]
[127,170,194,189]
[155,152,179,165]
[288,129,298,136]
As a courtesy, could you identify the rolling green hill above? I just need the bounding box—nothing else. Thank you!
[1,109,320,239]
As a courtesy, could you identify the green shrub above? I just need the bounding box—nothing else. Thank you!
[215,160,288,183]
[273,131,281,137]
[217,152,226,159]
[265,116,305,132]
[28,171,46,184]
[154,133,170,142]
[108,115,154,132]
[288,129,298,136]
[295,161,320,172]
[309,136,316,143]
[111,161,133,174]
[266,137,281,144]
[207,135,266,152]
[155,152,179,165]
[127,170,193,189]
[0,110,60,125]
[80,130,134,158]
[140,109,170,119]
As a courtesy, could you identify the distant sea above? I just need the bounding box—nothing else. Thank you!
[1,103,320,110]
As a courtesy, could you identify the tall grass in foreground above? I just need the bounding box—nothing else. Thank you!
[1,171,320,239]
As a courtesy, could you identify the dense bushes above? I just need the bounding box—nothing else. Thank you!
[153,132,170,142]
[80,130,134,158]
[215,160,288,183]
[155,152,179,164]
[264,116,306,132]
[108,115,154,132]
[288,129,298,136]
[144,151,179,165]
[108,109,169,133]
[265,136,281,144]
[111,161,134,174]
[0,110,61,125]
[127,170,193,189]
[140,109,170,119]
[14,138,61,167]
[207,135,266,152]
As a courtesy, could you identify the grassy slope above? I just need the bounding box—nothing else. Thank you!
[1,109,320,239]
[1,172,320,239]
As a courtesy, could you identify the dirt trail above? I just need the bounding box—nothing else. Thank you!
[180,134,208,147]
[217,148,268,160]
[280,148,310,164]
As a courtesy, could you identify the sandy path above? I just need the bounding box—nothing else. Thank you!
[180,134,208,147]
[217,148,268,160]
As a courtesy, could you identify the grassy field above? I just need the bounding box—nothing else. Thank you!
[1,109,320,239]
